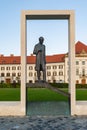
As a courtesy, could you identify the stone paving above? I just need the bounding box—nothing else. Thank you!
[0,116,87,130]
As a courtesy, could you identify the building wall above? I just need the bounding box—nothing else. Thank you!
[0,62,65,83]
[0,54,87,84]
[64,54,87,84]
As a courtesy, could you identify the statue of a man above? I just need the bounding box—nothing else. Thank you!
[33,37,46,82]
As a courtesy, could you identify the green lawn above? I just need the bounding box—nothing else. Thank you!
[76,89,87,100]
[27,88,68,101]
[0,88,20,101]
[0,88,87,101]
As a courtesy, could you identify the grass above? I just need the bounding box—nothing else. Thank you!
[0,88,20,101]
[27,88,68,101]
[0,88,87,101]
[76,89,87,100]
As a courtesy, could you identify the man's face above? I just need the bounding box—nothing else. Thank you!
[39,37,44,44]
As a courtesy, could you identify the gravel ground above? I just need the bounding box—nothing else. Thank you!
[0,116,87,130]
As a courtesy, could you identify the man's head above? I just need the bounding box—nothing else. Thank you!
[39,37,44,44]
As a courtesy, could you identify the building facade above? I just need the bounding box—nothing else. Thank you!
[0,41,87,84]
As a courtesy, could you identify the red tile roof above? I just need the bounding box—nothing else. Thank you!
[46,54,65,63]
[0,54,65,64]
[0,56,20,64]
[27,55,36,64]
[75,41,87,54]
[0,41,87,65]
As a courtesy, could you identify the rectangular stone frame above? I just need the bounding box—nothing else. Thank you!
[0,10,75,116]
[1,10,85,116]
[21,10,76,116]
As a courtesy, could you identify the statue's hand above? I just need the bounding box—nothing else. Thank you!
[38,49,42,52]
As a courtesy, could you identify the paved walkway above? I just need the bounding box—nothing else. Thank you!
[0,116,87,130]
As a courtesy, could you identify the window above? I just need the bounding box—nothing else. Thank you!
[12,66,16,70]
[82,61,85,65]
[53,71,57,76]
[29,80,32,83]
[17,73,21,77]
[76,61,79,65]
[76,69,79,75]
[17,66,21,70]
[59,65,63,69]
[76,80,79,84]
[29,72,33,77]
[53,80,56,83]
[47,66,51,69]
[6,73,10,77]
[59,71,63,76]
[1,73,5,77]
[47,71,51,76]
[53,66,57,69]
[6,67,10,70]
[34,72,36,76]
[29,66,33,70]
[82,69,85,76]
[1,67,5,70]
[12,73,16,77]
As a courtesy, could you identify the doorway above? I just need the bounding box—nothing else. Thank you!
[81,78,86,84]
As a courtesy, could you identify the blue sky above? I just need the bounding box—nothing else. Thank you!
[0,0,87,56]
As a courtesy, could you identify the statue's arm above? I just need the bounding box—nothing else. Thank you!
[33,45,42,55]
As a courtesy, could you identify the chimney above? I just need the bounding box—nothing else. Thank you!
[0,54,4,57]
[10,54,14,57]
[30,54,34,56]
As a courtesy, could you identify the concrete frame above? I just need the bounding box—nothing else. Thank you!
[0,10,86,116]
[21,10,76,116]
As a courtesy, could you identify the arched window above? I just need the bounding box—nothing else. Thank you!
[59,71,63,76]
[47,71,51,76]
[6,73,10,77]
[17,66,21,70]
[29,66,33,70]
[53,71,57,76]
[76,69,79,75]
[12,73,16,77]
[17,73,21,77]
[29,72,33,77]
[12,66,16,70]
[1,73,5,77]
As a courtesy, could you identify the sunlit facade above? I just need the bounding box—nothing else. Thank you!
[0,41,87,84]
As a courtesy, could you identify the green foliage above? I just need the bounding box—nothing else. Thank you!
[76,84,87,88]
[50,83,87,89]
[0,88,87,101]
[50,83,68,88]
[0,83,20,88]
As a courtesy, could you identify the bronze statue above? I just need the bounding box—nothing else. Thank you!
[33,37,46,82]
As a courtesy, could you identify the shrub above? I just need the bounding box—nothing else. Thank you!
[50,83,87,88]
[76,84,87,89]
[50,83,68,88]
[0,83,20,88]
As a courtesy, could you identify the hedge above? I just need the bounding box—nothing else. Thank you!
[76,84,87,88]
[0,82,87,88]
[50,83,68,88]
[0,83,20,88]
[50,83,87,88]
